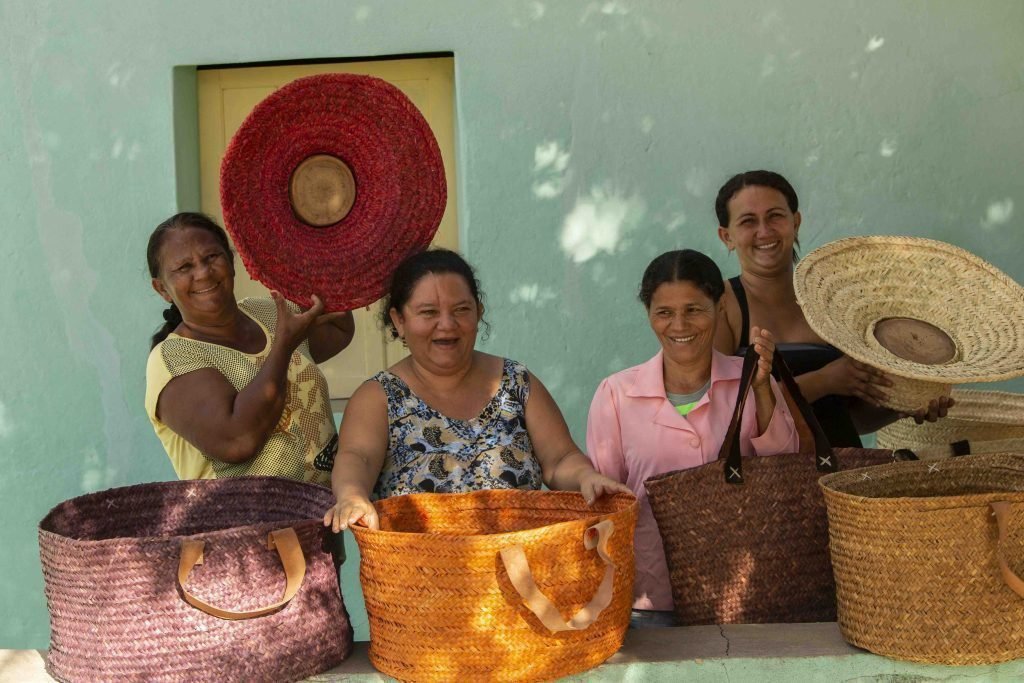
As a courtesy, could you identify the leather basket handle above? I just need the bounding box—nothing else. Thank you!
[990,502,1024,599]
[499,520,616,633]
[719,346,837,484]
[178,527,306,620]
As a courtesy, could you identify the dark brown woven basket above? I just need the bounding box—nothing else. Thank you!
[821,453,1024,664]
[38,477,353,682]
[645,348,898,625]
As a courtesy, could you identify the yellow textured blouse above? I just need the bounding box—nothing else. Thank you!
[144,297,336,484]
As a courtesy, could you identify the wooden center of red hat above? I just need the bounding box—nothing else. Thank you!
[873,317,957,365]
[289,154,356,227]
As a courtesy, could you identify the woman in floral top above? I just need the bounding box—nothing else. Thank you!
[324,249,629,531]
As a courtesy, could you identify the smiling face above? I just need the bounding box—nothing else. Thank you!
[717,185,801,276]
[151,226,235,322]
[648,280,720,371]
[390,272,482,375]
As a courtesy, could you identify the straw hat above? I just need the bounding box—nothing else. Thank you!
[220,73,447,312]
[794,236,1024,413]
[877,388,1024,455]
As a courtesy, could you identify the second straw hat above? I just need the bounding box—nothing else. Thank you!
[220,73,447,312]
[794,236,1024,413]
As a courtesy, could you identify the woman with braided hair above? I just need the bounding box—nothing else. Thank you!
[144,212,354,482]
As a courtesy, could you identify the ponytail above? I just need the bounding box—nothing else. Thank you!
[150,303,182,349]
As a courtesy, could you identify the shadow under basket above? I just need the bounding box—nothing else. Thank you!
[820,453,1024,665]
[350,489,637,683]
[38,477,353,683]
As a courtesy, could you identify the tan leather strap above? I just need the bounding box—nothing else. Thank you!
[178,527,306,620]
[499,520,616,633]
[990,502,1024,599]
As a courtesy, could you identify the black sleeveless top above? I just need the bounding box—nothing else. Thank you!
[729,277,862,448]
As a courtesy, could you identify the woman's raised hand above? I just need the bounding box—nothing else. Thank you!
[323,493,380,532]
[750,326,776,388]
[271,291,328,353]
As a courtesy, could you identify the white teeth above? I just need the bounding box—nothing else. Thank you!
[755,241,779,250]
[193,284,218,294]
[669,335,697,343]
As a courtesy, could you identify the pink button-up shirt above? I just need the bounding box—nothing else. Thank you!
[586,349,798,611]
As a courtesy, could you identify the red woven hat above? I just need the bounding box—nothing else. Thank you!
[220,73,447,311]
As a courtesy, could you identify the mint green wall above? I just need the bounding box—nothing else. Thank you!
[1,0,1022,648]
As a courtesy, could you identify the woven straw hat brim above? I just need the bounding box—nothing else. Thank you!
[877,388,1024,450]
[220,73,447,312]
[794,236,1024,383]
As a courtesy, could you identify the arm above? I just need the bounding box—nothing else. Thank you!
[156,292,327,464]
[525,372,632,504]
[744,326,798,455]
[850,396,955,435]
[748,326,777,435]
[307,310,356,364]
[324,380,390,532]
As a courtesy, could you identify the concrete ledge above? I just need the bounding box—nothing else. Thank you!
[4,623,1024,682]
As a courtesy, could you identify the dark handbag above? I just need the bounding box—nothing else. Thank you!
[644,347,898,625]
[38,477,353,682]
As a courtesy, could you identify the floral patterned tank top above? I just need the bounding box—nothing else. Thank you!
[371,358,543,499]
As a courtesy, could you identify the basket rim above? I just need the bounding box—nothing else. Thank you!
[350,490,638,542]
[38,516,324,546]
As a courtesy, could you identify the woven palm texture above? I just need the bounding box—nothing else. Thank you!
[350,489,637,682]
[645,347,898,625]
[878,388,1024,454]
[38,477,352,682]
[820,454,1024,664]
[794,236,1024,413]
[220,73,447,312]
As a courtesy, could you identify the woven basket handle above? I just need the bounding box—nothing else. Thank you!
[719,346,836,484]
[990,502,1024,598]
[499,519,616,633]
[177,527,306,620]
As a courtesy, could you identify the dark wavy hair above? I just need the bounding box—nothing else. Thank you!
[639,249,725,308]
[382,248,489,340]
[715,170,800,262]
[147,212,233,349]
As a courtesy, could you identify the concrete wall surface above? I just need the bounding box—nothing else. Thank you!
[1,0,1022,648]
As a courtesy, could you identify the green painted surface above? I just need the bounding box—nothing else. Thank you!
[1,0,1023,651]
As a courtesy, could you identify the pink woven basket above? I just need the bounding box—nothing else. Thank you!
[38,477,352,682]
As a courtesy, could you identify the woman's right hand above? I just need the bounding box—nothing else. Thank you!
[323,494,379,532]
[819,355,894,407]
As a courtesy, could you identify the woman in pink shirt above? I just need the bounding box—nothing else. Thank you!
[586,249,798,627]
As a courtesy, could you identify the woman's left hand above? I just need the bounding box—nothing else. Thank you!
[750,326,776,389]
[904,395,956,424]
[578,469,632,505]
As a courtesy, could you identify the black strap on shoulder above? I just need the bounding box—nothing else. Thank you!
[729,277,751,349]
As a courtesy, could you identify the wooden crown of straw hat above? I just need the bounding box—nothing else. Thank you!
[220,73,447,312]
[793,236,1024,413]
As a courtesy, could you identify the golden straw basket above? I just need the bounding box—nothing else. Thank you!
[350,489,637,682]
[820,454,1024,664]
